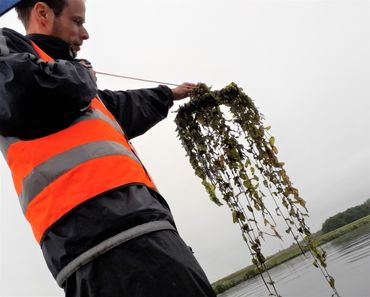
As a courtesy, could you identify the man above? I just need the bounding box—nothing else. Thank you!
[0,1,217,296]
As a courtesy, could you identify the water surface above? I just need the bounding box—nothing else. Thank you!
[219,223,370,297]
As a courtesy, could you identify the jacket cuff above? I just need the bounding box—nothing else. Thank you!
[158,85,175,108]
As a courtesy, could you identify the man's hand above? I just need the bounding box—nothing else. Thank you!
[171,82,197,100]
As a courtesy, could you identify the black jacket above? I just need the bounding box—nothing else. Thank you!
[0,27,176,285]
[0,28,174,140]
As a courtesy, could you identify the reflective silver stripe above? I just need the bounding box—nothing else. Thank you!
[95,109,125,135]
[0,103,124,159]
[56,220,176,287]
[73,108,125,136]
[0,109,121,161]
[0,28,10,55]
[96,95,127,135]
[20,140,139,213]
[0,135,20,159]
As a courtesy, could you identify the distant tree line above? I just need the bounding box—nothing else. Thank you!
[321,198,370,233]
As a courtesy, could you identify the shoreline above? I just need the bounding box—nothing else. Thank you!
[212,214,370,295]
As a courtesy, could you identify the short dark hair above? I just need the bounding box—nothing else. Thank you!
[16,0,67,28]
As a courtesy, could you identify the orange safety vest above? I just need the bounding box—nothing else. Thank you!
[0,42,157,243]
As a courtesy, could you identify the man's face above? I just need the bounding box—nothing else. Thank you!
[50,0,89,55]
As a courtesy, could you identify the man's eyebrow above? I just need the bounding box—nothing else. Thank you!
[72,15,86,23]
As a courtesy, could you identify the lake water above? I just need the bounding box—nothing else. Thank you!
[218,223,370,297]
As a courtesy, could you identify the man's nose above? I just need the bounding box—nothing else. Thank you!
[81,26,89,40]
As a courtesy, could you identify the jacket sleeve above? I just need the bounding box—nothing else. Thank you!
[0,52,97,139]
[98,86,174,139]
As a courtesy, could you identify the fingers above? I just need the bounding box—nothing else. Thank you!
[181,83,196,98]
[181,82,197,89]
[172,82,197,100]
[181,82,197,95]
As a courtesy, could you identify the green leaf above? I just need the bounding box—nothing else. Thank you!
[252,258,259,266]
[250,167,255,176]
[243,180,252,189]
[232,211,238,223]
[242,224,251,232]
[273,227,282,240]
[328,276,335,288]
[269,136,275,146]
[238,212,246,222]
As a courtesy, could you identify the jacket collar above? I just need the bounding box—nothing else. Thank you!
[27,34,76,60]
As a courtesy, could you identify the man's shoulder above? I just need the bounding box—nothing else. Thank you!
[0,27,34,55]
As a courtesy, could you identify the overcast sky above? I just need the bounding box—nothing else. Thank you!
[1,0,370,296]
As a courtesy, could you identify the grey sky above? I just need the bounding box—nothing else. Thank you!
[1,0,370,295]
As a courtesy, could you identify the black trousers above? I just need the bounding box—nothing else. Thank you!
[63,230,217,297]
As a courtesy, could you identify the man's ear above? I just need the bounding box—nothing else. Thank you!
[33,2,54,26]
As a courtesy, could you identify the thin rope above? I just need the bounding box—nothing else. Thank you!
[96,71,181,87]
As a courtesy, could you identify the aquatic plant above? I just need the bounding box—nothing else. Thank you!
[175,83,340,297]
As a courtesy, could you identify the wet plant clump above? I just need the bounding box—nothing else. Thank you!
[175,83,340,297]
